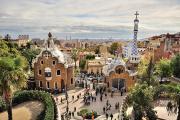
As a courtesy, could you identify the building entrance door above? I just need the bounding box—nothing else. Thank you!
[112,78,125,90]
[61,79,65,92]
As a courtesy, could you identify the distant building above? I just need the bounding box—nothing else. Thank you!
[99,45,109,57]
[147,33,180,62]
[85,57,105,75]
[33,33,74,92]
[10,35,30,46]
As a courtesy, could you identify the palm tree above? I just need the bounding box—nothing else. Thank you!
[0,56,27,120]
[71,48,79,69]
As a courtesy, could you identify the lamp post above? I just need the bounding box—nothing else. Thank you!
[65,84,69,113]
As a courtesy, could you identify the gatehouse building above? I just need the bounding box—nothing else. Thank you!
[33,33,74,92]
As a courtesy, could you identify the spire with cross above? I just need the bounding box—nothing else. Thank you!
[135,11,139,19]
[134,11,139,33]
[130,11,140,64]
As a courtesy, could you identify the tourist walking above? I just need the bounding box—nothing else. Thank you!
[94,97,96,102]
[61,115,64,120]
[106,100,109,106]
[74,107,76,112]
[100,95,103,101]
[72,112,74,117]
[72,95,74,101]
[111,92,113,97]
[56,97,59,104]
[106,113,108,119]
[105,93,107,98]
[110,113,113,120]
[103,107,106,113]
[61,97,63,103]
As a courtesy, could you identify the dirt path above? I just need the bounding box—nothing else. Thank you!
[0,101,44,120]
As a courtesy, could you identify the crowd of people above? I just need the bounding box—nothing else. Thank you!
[56,85,124,120]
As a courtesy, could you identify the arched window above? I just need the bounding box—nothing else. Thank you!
[46,81,50,89]
[71,78,73,84]
[39,70,42,75]
[45,67,51,77]
[57,70,61,76]
[116,67,124,74]
[53,61,56,65]
[39,81,43,87]
[54,82,58,89]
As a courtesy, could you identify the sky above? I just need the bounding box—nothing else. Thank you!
[0,0,180,39]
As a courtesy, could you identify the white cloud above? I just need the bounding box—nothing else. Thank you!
[0,0,180,39]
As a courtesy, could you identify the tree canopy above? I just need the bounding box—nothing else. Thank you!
[129,83,157,120]
[109,42,121,55]
[85,54,95,60]
[71,48,79,69]
[155,59,172,79]
[171,54,180,78]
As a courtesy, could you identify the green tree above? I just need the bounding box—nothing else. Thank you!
[0,56,28,120]
[0,40,20,57]
[79,59,86,70]
[155,59,172,80]
[139,57,158,86]
[26,41,33,49]
[137,56,149,78]
[109,42,121,55]
[86,54,95,60]
[21,48,40,70]
[129,84,157,120]
[0,40,9,57]
[71,48,79,69]
[94,45,100,54]
[147,57,154,83]
[171,54,180,78]
[156,84,180,120]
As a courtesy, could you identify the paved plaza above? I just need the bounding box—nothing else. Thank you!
[55,87,126,120]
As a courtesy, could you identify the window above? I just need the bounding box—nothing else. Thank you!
[45,68,51,77]
[41,61,44,64]
[46,82,50,89]
[39,81,43,87]
[54,82,58,89]
[91,69,93,73]
[116,68,123,74]
[53,61,56,65]
[39,70,41,75]
[57,70,61,75]
[71,78,73,84]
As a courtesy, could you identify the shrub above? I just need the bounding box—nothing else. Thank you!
[86,54,95,60]
[78,109,98,119]
[0,90,57,120]
[0,97,6,112]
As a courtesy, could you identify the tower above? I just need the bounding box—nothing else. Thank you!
[44,32,55,49]
[130,11,140,64]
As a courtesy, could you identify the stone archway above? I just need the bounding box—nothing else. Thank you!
[112,78,125,90]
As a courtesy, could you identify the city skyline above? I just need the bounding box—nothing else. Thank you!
[0,0,180,39]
